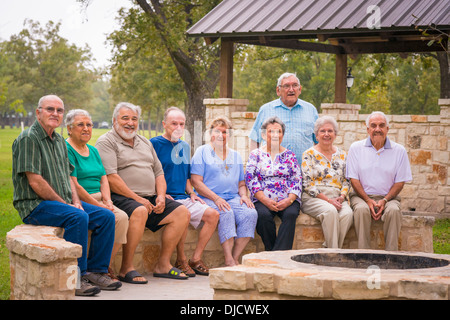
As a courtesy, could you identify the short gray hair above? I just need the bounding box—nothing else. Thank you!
[314,115,339,136]
[277,73,300,87]
[261,116,286,135]
[112,102,141,122]
[65,109,91,128]
[366,111,389,127]
[37,95,64,111]
[164,106,185,122]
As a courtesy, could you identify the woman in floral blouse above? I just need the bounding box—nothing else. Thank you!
[245,117,302,251]
[301,116,353,248]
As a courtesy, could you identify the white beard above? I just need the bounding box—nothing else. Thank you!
[114,123,137,140]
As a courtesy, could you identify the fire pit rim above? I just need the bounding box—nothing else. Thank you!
[290,250,450,270]
[213,248,450,300]
[242,248,450,275]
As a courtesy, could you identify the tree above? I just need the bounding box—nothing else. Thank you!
[88,79,112,124]
[134,0,222,144]
[82,0,223,149]
[108,7,186,135]
[348,53,440,114]
[0,20,96,115]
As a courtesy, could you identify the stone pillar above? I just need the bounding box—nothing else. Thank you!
[438,99,450,213]
[204,98,250,126]
[439,98,450,124]
[321,103,361,115]
[6,225,82,300]
[204,98,252,157]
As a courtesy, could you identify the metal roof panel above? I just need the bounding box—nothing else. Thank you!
[186,0,450,36]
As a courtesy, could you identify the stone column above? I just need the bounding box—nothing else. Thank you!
[203,98,252,157]
[321,103,361,115]
[204,98,250,126]
[438,99,450,214]
[439,98,450,124]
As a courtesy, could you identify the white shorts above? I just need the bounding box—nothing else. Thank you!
[175,198,210,229]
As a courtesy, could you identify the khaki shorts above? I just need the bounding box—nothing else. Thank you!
[175,198,210,229]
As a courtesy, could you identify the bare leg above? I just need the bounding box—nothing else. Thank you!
[191,208,219,262]
[154,206,190,274]
[176,227,188,262]
[222,238,236,266]
[119,206,147,282]
[232,237,251,265]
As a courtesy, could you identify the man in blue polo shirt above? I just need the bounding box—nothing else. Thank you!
[151,107,219,276]
[249,72,318,160]
[346,111,412,251]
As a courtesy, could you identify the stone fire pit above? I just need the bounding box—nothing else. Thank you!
[209,249,450,300]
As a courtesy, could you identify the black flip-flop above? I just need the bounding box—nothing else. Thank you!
[153,267,188,280]
[118,270,148,284]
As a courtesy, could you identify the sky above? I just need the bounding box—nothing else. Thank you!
[0,0,133,68]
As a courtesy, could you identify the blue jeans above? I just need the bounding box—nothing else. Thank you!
[23,201,115,275]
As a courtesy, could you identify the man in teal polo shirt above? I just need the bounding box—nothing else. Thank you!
[12,95,119,296]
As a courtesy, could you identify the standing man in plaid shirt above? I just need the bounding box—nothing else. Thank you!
[249,73,318,160]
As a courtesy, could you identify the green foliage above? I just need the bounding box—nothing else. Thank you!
[233,46,335,112]
[233,47,441,114]
[87,80,113,124]
[108,8,185,116]
[348,54,440,114]
[107,0,222,130]
[0,20,96,115]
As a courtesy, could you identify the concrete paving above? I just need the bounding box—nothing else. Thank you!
[75,273,213,300]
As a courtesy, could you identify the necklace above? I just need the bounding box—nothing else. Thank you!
[171,141,179,158]
[314,145,335,161]
[211,144,229,171]
[164,134,180,158]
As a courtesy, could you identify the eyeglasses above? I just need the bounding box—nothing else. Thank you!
[40,106,65,115]
[75,122,93,128]
[279,83,300,90]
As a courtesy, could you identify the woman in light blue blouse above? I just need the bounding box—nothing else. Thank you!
[246,117,302,251]
[191,117,257,266]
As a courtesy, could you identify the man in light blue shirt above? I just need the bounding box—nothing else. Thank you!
[346,111,412,251]
[249,73,318,159]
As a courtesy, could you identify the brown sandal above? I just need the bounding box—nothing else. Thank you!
[175,260,196,277]
[188,259,209,276]
[108,266,119,280]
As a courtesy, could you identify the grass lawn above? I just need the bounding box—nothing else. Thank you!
[0,127,448,300]
[433,218,450,254]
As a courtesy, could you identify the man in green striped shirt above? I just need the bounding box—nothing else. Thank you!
[12,95,120,296]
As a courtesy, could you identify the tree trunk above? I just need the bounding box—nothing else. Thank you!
[136,0,220,153]
[147,110,152,138]
[437,51,450,99]
[184,85,206,155]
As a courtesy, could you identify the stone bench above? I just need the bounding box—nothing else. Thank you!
[110,212,435,275]
[7,212,435,300]
[6,224,81,300]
